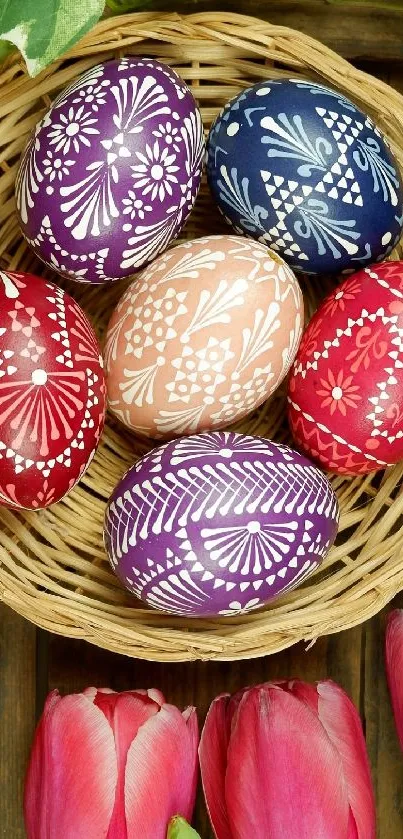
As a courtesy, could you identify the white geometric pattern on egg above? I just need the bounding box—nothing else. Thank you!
[207,79,403,275]
[104,432,340,616]
[105,235,304,438]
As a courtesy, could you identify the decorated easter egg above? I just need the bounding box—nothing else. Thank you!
[104,432,339,617]
[105,235,303,439]
[288,261,403,474]
[16,58,204,284]
[206,78,403,275]
[0,270,106,509]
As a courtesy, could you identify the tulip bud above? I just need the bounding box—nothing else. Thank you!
[385,609,403,750]
[24,687,198,839]
[199,680,375,839]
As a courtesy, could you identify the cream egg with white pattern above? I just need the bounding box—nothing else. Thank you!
[104,235,303,439]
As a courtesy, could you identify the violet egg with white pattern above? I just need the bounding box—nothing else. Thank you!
[0,270,106,509]
[104,432,339,617]
[16,58,204,283]
[206,78,403,275]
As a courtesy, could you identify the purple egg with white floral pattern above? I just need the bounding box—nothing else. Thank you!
[104,432,339,617]
[16,58,205,284]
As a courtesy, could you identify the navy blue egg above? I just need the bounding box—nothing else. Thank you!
[206,78,403,275]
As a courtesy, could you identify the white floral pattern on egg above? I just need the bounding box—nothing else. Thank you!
[16,59,205,284]
[105,234,304,438]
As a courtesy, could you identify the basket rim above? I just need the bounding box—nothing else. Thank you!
[1,10,403,662]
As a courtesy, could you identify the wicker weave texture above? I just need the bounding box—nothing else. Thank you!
[0,12,403,661]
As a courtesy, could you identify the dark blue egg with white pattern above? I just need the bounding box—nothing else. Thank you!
[206,78,403,275]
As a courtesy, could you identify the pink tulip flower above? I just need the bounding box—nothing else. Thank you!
[199,680,375,839]
[386,609,403,750]
[24,687,198,839]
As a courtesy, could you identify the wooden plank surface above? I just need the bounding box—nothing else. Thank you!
[0,607,36,839]
[110,0,403,62]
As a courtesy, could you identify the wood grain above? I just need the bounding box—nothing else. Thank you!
[0,604,36,839]
[109,0,403,62]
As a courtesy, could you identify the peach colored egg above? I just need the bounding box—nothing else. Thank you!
[105,234,303,439]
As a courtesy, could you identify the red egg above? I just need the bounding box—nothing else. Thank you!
[288,261,403,475]
[0,270,106,508]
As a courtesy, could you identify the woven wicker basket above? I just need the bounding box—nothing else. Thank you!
[1,11,403,662]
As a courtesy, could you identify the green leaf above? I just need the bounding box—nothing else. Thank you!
[0,0,105,76]
[167,816,202,839]
[0,38,14,59]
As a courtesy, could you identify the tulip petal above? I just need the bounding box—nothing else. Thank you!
[199,695,233,839]
[133,688,166,705]
[386,610,403,750]
[94,689,160,735]
[26,693,118,839]
[82,687,118,701]
[82,686,101,701]
[313,681,376,839]
[225,685,350,839]
[276,680,375,839]
[24,690,61,839]
[94,692,161,839]
[284,679,320,713]
[124,704,199,839]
